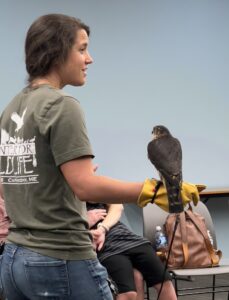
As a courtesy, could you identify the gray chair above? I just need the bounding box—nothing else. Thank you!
[143,201,229,299]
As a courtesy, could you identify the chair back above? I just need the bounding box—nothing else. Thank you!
[142,201,217,249]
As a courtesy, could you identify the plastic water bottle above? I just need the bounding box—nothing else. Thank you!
[155,225,168,252]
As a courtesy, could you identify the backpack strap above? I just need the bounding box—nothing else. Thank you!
[179,211,189,267]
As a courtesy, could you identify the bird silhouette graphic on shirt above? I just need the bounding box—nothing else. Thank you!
[11,108,27,132]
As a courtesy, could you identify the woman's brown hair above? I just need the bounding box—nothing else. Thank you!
[25,14,90,82]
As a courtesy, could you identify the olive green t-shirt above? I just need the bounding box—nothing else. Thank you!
[0,85,96,260]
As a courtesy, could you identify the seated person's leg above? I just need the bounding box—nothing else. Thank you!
[129,244,177,300]
[133,269,144,300]
[154,280,176,300]
[101,254,138,300]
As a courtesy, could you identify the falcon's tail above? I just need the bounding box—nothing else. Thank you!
[163,176,183,213]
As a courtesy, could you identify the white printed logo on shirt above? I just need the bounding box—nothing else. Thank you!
[0,108,39,185]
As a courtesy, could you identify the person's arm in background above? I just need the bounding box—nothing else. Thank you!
[97,203,123,232]
[88,204,123,251]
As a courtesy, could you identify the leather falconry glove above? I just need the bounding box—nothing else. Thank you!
[137,178,206,212]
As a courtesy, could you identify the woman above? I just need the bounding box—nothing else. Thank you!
[0,13,199,299]
[87,202,176,300]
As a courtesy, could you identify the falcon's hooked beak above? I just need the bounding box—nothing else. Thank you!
[152,125,170,140]
[152,127,160,140]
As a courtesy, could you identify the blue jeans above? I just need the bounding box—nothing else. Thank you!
[0,243,113,300]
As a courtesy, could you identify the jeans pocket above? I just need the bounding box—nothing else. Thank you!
[24,257,70,297]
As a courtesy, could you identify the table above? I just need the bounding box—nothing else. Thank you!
[200,188,229,203]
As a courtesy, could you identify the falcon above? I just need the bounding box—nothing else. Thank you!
[147,125,183,213]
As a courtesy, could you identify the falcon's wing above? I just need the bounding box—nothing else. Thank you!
[147,136,182,180]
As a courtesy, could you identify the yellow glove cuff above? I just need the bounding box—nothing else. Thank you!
[137,178,206,211]
[155,182,206,212]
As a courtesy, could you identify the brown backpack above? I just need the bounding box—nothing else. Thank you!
[163,206,222,269]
